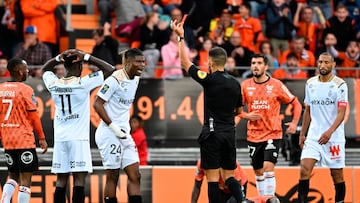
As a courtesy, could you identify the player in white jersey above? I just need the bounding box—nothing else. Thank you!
[42,49,114,203]
[94,48,145,203]
[297,52,348,203]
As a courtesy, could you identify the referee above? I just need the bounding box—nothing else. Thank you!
[171,19,245,203]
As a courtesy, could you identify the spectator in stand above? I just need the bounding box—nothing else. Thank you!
[14,25,52,66]
[264,0,296,58]
[328,40,360,78]
[130,115,149,166]
[139,11,169,78]
[248,0,269,18]
[226,0,242,14]
[24,66,47,97]
[293,4,326,54]
[160,0,182,14]
[0,55,10,83]
[323,4,356,51]
[272,52,308,79]
[339,0,360,39]
[225,56,240,77]
[221,30,254,76]
[197,37,214,72]
[233,1,263,52]
[54,64,66,78]
[1,0,24,58]
[258,41,279,70]
[92,22,119,66]
[279,35,316,72]
[20,0,58,56]
[297,0,332,23]
[191,159,248,203]
[161,31,192,79]
[169,7,197,50]
[112,0,146,44]
[141,0,164,15]
[209,9,235,46]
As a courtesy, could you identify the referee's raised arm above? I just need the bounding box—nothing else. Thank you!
[170,17,193,73]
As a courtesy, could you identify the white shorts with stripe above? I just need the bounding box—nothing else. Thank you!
[95,123,139,170]
[300,138,345,168]
[51,140,93,173]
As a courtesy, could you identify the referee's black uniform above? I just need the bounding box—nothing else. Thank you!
[188,65,242,170]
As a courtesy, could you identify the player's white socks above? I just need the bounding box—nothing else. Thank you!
[18,186,31,203]
[255,175,265,196]
[264,171,276,196]
[1,179,18,203]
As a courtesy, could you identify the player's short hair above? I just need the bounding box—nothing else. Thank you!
[251,53,269,65]
[319,52,335,62]
[124,48,144,61]
[209,47,227,67]
[7,58,26,72]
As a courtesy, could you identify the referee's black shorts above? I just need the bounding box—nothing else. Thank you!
[199,127,236,170]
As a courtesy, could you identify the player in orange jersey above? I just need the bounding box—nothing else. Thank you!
[0,58,48,203]
[191,159,248,203]
[239,54,302,197]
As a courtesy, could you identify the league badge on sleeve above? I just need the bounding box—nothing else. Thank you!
[89,72,99,78]
[100,84,109,94]
[197,70,208,80]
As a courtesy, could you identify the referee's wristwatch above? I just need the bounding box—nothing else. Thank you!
[177,36,184,42]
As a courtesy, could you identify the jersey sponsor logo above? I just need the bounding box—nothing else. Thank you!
[338,101,347,107]
[197,70,207,79]
[251,100,270,110]
[0,90,15,97]
[89,72,99,78]
[1,123,20,127]
[329,145,341,158]
[310,99,335,106]
[100,84,109,94]
[56,113,80,122]
[21,151,34,164]
[4,153,13,165]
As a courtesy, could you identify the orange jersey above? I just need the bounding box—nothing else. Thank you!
[336,51,360,78]
[0,82,38,149]
[195,160,248,193]
[241,77,295,142]
[233,17,262,52]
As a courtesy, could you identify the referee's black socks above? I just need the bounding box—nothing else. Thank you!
[208,182,223,203]
[225,177,245,202]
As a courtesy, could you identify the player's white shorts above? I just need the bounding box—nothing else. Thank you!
[300,139,345,168]
[95,123,139,170]
[51,140,93,173]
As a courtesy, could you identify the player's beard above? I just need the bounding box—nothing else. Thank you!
[319,68,331,76]
[252,70,264,78]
